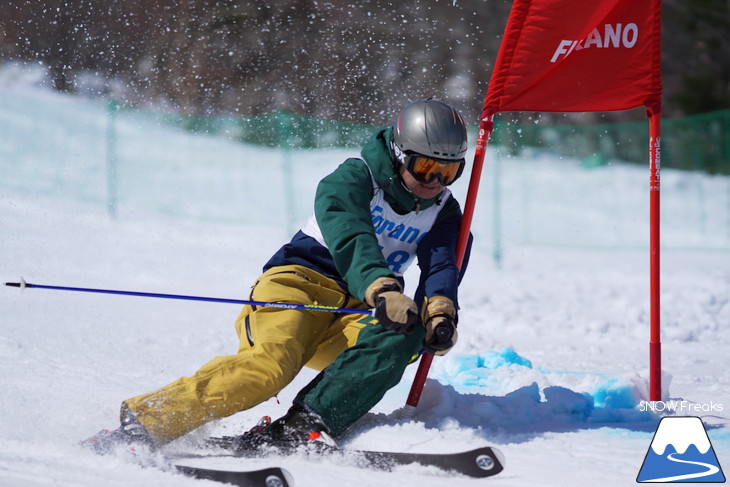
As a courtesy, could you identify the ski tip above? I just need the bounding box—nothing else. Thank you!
[475,447,505,477]
[280,468,295,487]
[469,446,505,477]
[492,447,506,468]
[176,464,294,487]
[254,467,295,487]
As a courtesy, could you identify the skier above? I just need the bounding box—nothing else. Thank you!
[82,98,472,453]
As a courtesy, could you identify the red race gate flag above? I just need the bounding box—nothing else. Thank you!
[406,0,663,412]
[485,0,661,115]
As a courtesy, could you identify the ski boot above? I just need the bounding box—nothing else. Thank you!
[80,405,156,456]
[230,404,337,454]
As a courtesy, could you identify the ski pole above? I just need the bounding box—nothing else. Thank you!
[4,278,372,315]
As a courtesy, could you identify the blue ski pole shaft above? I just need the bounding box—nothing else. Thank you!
[4,280,372,315]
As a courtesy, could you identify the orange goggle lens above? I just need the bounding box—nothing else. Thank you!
[408,156,464,186]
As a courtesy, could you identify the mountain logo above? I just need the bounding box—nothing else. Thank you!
[637,416,725,483]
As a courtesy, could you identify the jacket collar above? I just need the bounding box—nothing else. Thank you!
[360,128,443,213]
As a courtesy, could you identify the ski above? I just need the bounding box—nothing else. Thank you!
[79,427,293,486]
[204,436,505,478]
[175,464,293,487]
[334,446,505,478]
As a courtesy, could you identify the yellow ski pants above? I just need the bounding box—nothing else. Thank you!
[124,265,372,444]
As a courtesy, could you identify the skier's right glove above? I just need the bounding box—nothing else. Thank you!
[365,277,420,334]
[422,296,458,356]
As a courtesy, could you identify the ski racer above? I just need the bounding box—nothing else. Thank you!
[82,98,472,452]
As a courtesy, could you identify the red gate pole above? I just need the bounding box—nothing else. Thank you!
[405,114,496,411]
[649,110,662,402]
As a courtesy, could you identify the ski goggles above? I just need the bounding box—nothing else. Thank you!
[405,154,465,186]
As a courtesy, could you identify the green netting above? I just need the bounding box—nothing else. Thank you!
[133,105,730,175]
[119,106,377,149]
[491,110,730,175]
[2,91,727,252]
[662,110,730,174]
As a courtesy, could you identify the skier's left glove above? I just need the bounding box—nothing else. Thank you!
[365,277,420,334]
[422,296,458,356]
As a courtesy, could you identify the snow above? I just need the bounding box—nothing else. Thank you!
[1,80,730,487]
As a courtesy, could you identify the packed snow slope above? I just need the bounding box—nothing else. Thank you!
[1,81,729,487]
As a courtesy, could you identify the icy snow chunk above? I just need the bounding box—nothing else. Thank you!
[481,348,534,369]
[591,377,638,409]
[543,386,594,421]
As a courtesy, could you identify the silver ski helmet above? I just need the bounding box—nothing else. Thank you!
[391,99,468,186]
